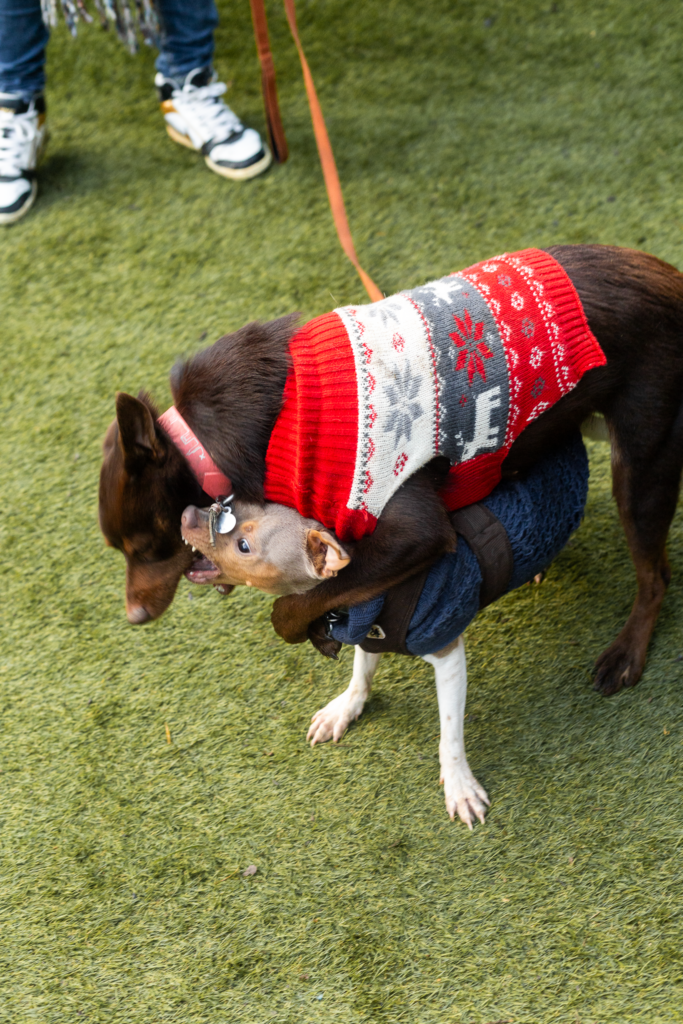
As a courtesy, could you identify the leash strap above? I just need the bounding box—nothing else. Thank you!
[249,0,289,163]
[282,0,383,302]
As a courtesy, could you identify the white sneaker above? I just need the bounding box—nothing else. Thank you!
[155,67,271,181]
[0,93,47,225]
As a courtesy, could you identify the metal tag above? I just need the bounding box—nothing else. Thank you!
[366,624,386,640]
[216,509,236,534]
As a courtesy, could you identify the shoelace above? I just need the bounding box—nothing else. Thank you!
[0,111,38,176]
[172,81,243,143]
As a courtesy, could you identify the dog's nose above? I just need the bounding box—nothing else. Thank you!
[127,604,151,625]
[182,505,199,530]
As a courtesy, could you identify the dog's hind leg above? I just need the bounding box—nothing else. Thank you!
[423,636,490,828]
[595,399,683,695]
[307,647,381,745]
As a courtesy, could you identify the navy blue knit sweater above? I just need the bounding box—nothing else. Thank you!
[330,432,589,656]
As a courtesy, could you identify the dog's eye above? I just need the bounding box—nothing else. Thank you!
[237,538,250,554]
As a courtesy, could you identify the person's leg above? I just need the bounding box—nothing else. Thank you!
[0,0,48,224]
[155,0,218,80]
[0,0,48,97]
[153,0,271,180]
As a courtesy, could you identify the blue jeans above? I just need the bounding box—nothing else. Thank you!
[0,0,219,98]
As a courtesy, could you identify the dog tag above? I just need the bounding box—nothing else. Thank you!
[217,508,236,534]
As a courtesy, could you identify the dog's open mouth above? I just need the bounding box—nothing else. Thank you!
[181,516,225,585]
[184,554,221,584]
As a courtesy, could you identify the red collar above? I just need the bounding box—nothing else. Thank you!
[158,406,232,499]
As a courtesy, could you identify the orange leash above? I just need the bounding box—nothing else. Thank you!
[282,0,383,301]
[249,0,383,301]
[280,0,382,301]
[249,0,289,163]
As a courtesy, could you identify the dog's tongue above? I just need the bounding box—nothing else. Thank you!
[185,555,221,584]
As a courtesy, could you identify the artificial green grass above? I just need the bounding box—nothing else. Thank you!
[1,0,683,1020]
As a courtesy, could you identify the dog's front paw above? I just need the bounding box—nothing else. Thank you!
[441,766,490,829]
[271,595,310,644]
[307,689,366,745]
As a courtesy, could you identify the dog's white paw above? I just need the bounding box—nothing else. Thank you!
[306,690,365,746]
[441,766,490,829]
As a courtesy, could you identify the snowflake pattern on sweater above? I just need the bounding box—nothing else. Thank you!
[336,269,515,519]
[264,248,606,541]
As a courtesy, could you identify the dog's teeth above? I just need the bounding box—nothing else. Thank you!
[192,546,196,552]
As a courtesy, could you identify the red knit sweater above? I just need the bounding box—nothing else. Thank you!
[264,248,605,542]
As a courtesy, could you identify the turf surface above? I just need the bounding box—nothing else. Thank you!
[1,0,683,1021]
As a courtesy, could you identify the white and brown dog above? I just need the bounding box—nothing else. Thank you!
[180,498,489,828]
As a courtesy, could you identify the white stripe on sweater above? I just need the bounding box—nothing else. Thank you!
[336,294,437,518]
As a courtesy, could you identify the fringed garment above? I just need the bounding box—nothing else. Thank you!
[40,0,158,54]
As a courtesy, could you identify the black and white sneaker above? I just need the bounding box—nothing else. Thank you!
[0,93,47,225]
[155,67,271,181]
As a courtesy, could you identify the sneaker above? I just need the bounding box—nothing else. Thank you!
[0,93,47,225]
[155,67,271,181]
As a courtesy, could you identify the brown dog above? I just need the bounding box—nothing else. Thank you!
[99,246,683,696]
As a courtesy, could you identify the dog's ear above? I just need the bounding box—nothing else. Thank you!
[306,529,351,579]
[116,392,159,469]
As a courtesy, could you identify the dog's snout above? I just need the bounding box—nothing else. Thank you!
[127,604,151,625]
[182,505,199,530]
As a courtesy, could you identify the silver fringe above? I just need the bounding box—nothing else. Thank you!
[41,0,159,54]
